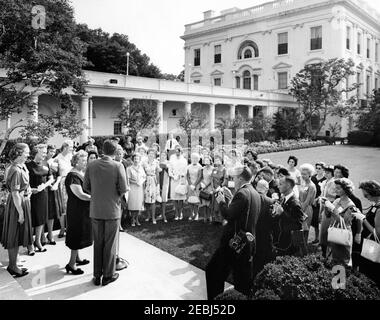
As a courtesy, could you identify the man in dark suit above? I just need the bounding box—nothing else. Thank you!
[273,176,304,256]
[253,193,276,278]
[206,166,261,300]
[84,140,128,286]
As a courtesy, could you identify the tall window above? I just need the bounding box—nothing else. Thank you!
[357,33,361,54]
[253,75,259,91]
[114,121,122,135]
[243,48,252,59]
[194,49,200,66]
[243,71,251,90]
[278,32,288,55]
[310,26,322,50]
[214,78,221,86]
[376,43,379,62]
[367,38,371,59]
[278,72,288,89]
[375,78,378,90]
[235,76,241,89]
[346,26,351,50]
[366,74,371,96]
[214,45,221,64]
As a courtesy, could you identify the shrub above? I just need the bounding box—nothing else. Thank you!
[348,131,374,146]
[215,289,248,300]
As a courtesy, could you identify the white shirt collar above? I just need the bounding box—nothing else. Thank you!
[284,192,294,203]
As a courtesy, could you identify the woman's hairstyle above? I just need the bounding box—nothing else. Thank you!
[230,149,237,157]
[9,143,29,161]
[315,162,326,169]
[147,148,157,155]
[191,153,200,161]
[255,159,264,169]
[175,145,182,153]
[245,150,258,161]
[213,154,223,162]
[47,144,56,151]
[334,164,349,178]
[132,153,141,162]
[359,180,380,197]
[31,144,47,158]
[87,150,99,160]
[61,139,73,150]
[334,178,355,195]
[88,138,95,144]
[287,156,298,167]
[203,155,213,164]
[300,163,315,177]
[324,165,334,175]
[277,167,290,177]
[71,150,88,167]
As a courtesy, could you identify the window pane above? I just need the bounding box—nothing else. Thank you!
[214,78,221,86]
[358,33,361,54]
[278,32,288,44]
[243,76,251,90]
[311,27,322,50]
[278,43,288,55]
[278,72,288,89]
[114,122,122,135]
[214,45,221,54]
[235,77,240,89]
[253,75,259,90]
[346,26,351,50]
[244,49,252,59]
[194,49,200,66]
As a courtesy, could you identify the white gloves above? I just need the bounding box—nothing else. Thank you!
[351,211,366,221]
[324,200,335,211]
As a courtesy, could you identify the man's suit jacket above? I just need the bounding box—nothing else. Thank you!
[276,195,304,250]
[219,184,261,249]
[83,156,127,220]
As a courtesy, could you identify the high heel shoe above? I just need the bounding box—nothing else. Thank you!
[46,237,56,245]
[34,242,47,253]
[65,264,84,275]
[28,249,35,256]
[76,259,90,266]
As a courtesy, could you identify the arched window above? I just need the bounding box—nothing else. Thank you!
[238,40,259,59]
[243,48,252,59]
[243,71,251,90]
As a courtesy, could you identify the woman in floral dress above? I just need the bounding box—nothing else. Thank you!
[143,149,160,224]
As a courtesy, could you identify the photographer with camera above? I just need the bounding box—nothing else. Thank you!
[205,166,261,300]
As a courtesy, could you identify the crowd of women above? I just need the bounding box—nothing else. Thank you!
[0,135,379,289]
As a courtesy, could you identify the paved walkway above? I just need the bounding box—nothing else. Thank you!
[0,231,231,300]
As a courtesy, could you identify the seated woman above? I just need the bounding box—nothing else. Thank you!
[322,178,363,267]
[65,150,92,275]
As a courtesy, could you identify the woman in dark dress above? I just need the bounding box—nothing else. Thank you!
[26,144,54,253]
[1,143,33,277]
[64,150,92,275]
[358,181,380,288]
[123,135,134,157]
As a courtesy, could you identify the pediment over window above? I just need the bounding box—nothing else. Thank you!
[272,62,292,70]
[190,72,203,78]
[210,69,224,76]
[304,58,324,66]
[366,66,373,73]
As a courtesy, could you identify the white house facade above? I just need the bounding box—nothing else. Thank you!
[181,0,380,137]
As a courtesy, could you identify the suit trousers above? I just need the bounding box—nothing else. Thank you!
[205,245,253,300]
[92,218,120,278]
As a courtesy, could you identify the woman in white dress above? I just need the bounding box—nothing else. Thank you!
[287,155,301,199]
[169,146,188,220]
[127,154,146,227]
[143,149,160,224]
[186,153,202,221]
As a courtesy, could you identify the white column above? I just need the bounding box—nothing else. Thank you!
[157,100,165,134]
[248,105,254,119]
[185,101,192,114]
[28,94,39,122]
[229,104,236,120]
[5,115,11,131]
[209,103,215,131]
[89,98,93,136]
[340,117,348,138]
[80,96,90,144]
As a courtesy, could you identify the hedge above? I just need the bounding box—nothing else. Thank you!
[348,131,374,146]
[215,254,380,300]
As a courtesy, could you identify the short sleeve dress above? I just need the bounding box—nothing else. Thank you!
[1,164,33,249]
[47,159,64,220]
[127,165,146,211]
[187,163,202,204]
[26,161,50,228]
[65,171,92,250]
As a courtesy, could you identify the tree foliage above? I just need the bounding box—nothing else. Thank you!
[289,58,359,138]
[356,89,380,134]
[117,99,159,137]
[272,110,305,140]
[0,0,88,155]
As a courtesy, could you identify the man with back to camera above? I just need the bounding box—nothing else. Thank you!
[272,176,305,256]
[205,166,261,300]
[84,140,128,286]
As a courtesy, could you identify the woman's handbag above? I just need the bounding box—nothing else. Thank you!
[327,217,352,246]
[199,190,212,201]
[361,231,380,263]
[175,184,187,196]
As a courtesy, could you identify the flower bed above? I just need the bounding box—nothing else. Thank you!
[245,139,328,155]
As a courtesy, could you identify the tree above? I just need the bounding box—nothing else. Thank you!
[117,99,159,137]
[272,110,305,140]
[356,89,380,142]
[0,0,88,156]
[289,58,359,138]
[75,24,163,78]
[177,106,208,148]
[244,115,275,141]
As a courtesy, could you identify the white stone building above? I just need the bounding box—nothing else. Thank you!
[181,0,380,137]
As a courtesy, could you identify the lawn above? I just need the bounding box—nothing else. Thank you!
[128,145,380,271]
